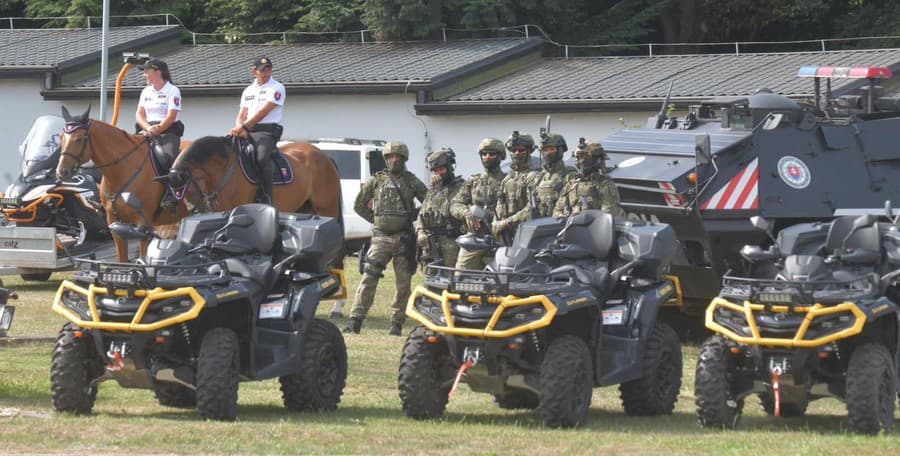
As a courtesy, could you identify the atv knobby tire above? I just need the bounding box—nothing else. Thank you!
[280,319,347,412]
[494,389,540,410]
[757,391,807,417]
[695,335,744,429]
[846,342,896,435]
[398,326,452,419]
[196,328,240,421]
[50,324,104,414]
[153,381,197,408]
[540,335,593,428]
[619,322,682,415]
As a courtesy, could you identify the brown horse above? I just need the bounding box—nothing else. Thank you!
[161,136,344,265]
[56,106,191,261]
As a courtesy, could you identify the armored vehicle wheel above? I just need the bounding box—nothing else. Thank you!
[21,272,51,282]
[757,391,807,417]
[153,381,197,408]
[695,335,744,429]
[846,343,896,435]
[619,322,682,415]
[50,324,104,414]
[196,328,239,421]
[494,389,540,410]
[540,335,593,428]
[398,326,452,419]
[280,319,347,412]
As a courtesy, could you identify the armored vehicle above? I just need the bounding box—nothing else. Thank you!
[401,210,683,428]
[602,65,900,328]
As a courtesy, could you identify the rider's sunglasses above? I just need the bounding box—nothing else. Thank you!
[511,147,529,153]
[480,151,498,157]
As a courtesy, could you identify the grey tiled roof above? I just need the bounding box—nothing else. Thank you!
[0,25,180,70]
[68,38,537,88]
[445,48,900,102]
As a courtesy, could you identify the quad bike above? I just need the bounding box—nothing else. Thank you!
[400,209,683,427]
[50,201,348,421]
[1,115,108,281]
[695,210,900,434]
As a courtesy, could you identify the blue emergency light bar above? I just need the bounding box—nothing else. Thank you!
[797,65,893,79]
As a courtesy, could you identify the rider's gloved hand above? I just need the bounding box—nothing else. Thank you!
[416,231,430,250]
[465,213,482,233]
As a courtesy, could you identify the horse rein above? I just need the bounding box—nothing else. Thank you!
[62,121,150,171]
[176,138,242,213]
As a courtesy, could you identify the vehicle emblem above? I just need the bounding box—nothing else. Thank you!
[777,156,811,189]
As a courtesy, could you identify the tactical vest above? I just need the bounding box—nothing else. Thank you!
[534,163,573,217]
[373,173,414,234]
[420,177,464,236]
[469,171,505,211]
[496,169,538,220]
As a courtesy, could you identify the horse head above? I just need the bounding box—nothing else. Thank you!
[159,136,235,213]
[57,105,93,181]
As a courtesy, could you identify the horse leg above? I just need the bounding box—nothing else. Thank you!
[114,235,129,262]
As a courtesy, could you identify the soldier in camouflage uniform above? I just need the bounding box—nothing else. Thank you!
[492,131,540,242]
[493,133,574,235]
[553,139,622,218]
[416,148,465,268]
[345,141,427,336]
[451,138,507,269]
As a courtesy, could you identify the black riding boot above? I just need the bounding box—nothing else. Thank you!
[258,160,274,205]
[158,154,178,210]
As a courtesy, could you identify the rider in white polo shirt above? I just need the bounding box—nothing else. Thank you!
[228,56,285,205]
[135,58,184,208]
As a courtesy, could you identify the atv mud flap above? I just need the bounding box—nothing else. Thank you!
[596,334,642,386]
[706,297,868,347]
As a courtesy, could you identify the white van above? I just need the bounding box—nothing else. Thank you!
[282,138,387,250]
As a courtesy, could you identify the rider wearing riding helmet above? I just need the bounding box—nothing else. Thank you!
[228,56,286,205]
[135,58,184,208]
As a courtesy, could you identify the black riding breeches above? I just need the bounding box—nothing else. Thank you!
[156,132,181,170]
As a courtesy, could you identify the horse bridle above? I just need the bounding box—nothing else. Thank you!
[172,138,242,213]
[62,120,150,171]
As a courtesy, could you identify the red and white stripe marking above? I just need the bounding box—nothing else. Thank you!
[658,182,686,207]
[701,158,759,210]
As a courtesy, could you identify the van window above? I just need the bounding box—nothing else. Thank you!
[369,151,386,174]
[320,150,361,179]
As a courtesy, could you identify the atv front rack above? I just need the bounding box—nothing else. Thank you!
[71,256,231,289]
[708,275,875,347]
[422,263,580,297]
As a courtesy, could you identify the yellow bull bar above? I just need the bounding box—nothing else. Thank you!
[52,280,206,332]
[406,286,557,339]
[705,297,867,348]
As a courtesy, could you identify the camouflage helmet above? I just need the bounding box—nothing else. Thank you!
[540,133,568,153]
[478,137,506,161]
[505,131,536,153]
[382,141,409,161]
[574,138,607,175]
[426,147,456,171]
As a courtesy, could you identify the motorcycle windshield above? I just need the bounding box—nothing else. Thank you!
[19,115,65,178]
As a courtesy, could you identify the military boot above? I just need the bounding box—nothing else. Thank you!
[343,317,362,334]
[388,322,402,336]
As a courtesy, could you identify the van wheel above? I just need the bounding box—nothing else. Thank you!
[280,319,347,412]
[50,324,104,415]
[196,328,240,421]
[540,335,593,428]
[620,322,682,415]
[846,343,895,435]
[695,335,744,429]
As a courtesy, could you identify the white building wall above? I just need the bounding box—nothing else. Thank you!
[0,81,653,187]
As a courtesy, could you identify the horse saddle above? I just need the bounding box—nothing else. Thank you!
[149,142,173,176]
[238,141,295,185]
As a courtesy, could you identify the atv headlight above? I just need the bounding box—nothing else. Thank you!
[414,296,445,324]
[453,282,487,294]
[756,291,798,305]
[101,271,142,287]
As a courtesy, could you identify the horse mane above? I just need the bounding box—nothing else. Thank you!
[177,136,232,167]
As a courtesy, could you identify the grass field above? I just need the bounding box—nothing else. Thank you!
[1,261,898,454]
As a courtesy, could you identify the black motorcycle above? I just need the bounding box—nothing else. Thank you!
[2,115,107,246]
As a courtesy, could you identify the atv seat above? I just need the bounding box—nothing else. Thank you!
[216,204,279,255]
[557,210,614,259]
[825,215,879,256]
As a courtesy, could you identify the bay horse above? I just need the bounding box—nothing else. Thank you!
[56,106,191,261]
[160,135,344,267]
